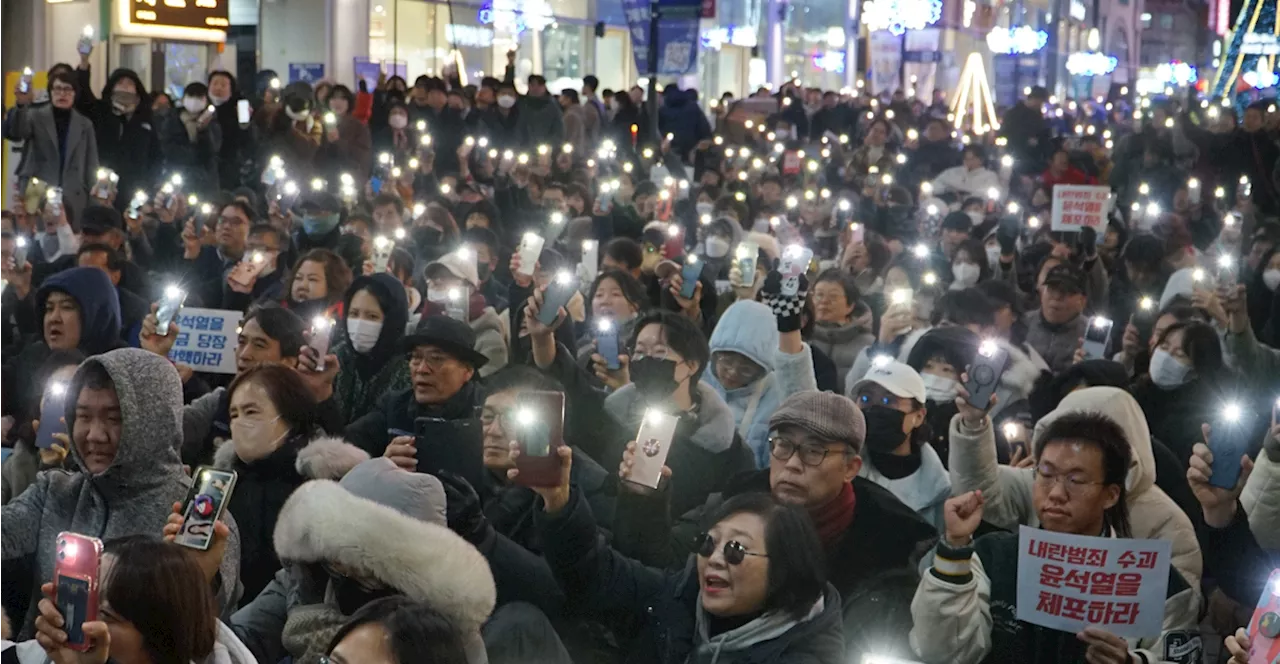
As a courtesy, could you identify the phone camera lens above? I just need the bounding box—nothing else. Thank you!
[57,550,65,562]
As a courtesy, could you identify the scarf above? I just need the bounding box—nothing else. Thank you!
[809,481,855,548]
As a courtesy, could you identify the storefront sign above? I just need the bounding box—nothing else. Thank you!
[129,0,228,30]
[701,26,756,49]
[1016,526,1170,638]
[446,24,494,48]
[1242,33,1280,55]
[166,308,242,375]
[289,63,325,84]
[812,51,845,73]
[623,0,701,75]
[1050,185,1113,231]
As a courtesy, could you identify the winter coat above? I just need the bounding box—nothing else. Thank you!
[929,165,1001,200]
[343,380,486,459]
[1021,310,1089,375]
[471,306,509,377]
[910,529,1202,664]
[333,274,411,425]
[36,267,123,355]
[538,488,848,664]
[211,434,369,605]
[180,386,347,470]
[561,104,598,155]
[807,303,876,395]
[2,349,241,637]
[1242,446,1280,550]
[160,108,223,195]
[946,386,1204,591]
[318,113,373,184]
[79,69,164,211]
[230,458,495,664]
[3,105,98,226]
[657,95,712,160]
[858,443,951,532]
[701,301,819,467]
[998,102,1050,170]
[210,76,250,190]
[515,94,565,150]
[2,620,259,664]
[1129,376,1221,465]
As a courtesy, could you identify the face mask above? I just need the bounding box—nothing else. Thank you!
[1149,348,1193,389]
[426,287,450,303]
[209,94,230,106]
[862,406,909,453]
[696,202,715,217]
[284,104,311,122]
[922,374,960,403]
[302,212,340,236]
[630,356,680,399]
[985,245,1002,269]
[411,226,443,250]
[389,114,408,129]
[952,262,981,287]
[182,97,206,114]
[497,95,517,109]
[111,91,138,115]
[229,416,286,463]
[610,99,620,111]
[967,211,984,226]
[346,318,383,353]
[1264,269,1280,292]
[705,236,731,259]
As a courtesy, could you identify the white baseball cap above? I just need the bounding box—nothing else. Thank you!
[850,357,927,403]
[425,249,479,289]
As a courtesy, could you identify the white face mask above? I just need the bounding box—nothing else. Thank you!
[1264,269,1280,292]
[497,95,517,109]
[230,415,286,463]
[922,373,961,403]
[967,210,985,226]
[427,287,450,303]
[705,236,731,258]
[952,262,981,287]
[696,202,715,216]
[389,114,408,129]
[1149,348,1193,390]
[182,97,207,114]
[346,318,384,353]
[985,245,1002,269]
[284,105,311,122]
[610,99,620,111]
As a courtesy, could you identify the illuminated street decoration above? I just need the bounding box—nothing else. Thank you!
[1154,61,1197,85]
[478,0,553,35]
[986,26,1048,54]
[1066,52,1119,76]
[952,52,1000,134]
[1242,57,1280,88]
[862,0,942,35]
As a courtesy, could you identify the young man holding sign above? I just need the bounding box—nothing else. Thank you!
[910,406,1200,663]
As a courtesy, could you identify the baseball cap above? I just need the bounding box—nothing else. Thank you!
[850,358,927,403]
[424,248,480,289]
[1042,263,1086,295]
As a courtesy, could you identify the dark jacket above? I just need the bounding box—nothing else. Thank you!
[3,104,98,226]
[318,113,373,184]
[478,106,521,150]
[37,267,123,355]
[412,104,466,174]
[515,94,566,149]
[160,107,223,195]
[210,74,251,190]
[117,285,150,346]
[537,488,848,664]
[658,94,712,162]
[484,446,617,554]
[998,102,1050,172]
[1130,376,1227,465]
[333,274,412,425]
[78,68,164,211]
[343,380,486,458]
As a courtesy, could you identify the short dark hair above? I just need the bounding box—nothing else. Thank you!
[962,144,987,162]
[561,89,580,104]
[228,364,320,438]
[242,305,307,358]
[182,81,209,98]
[290,248,354,308]
[631,309,710,397]
[1034,412,1133,537]
[249,223,287,249]
[703,492,826,620]
[583,75,599,92]
[633,181,659,199]
[325,596,469,664]
[1152,321,1226,386]
[77,243,124,272]
[102,536,218,664]
[604,238,644,271]
[372,193,406,216]
[814,268,860,306]
[389,247,415,282]
[485,365,565,396]
[221,200,259,224]
[463,226,500,254]
[932,288,997,328]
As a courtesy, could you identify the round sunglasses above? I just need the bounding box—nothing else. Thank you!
[694,532,769,565]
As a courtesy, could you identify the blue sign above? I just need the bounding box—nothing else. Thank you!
[289,63,326,84]
[166,307,243,374]
[622,0,701,75]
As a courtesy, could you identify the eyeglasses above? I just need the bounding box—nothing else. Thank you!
[408,350,453,368]
[50,85,75,95]
[479,407,515,429]
[769,436,841,467]
[713,353,763,382]
[1033,465,1105,496]
[694,532,768,565]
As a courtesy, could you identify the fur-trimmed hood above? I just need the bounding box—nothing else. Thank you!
[605,382,738,454]
[895,327,1044,405]
[272,459,496,631]
[212,434,370,480]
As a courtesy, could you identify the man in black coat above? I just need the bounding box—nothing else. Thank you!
[208,70,251,191]
[74,68,164,211]
[998,86,1051,175]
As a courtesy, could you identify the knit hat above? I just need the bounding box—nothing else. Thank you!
[769,392,867,453]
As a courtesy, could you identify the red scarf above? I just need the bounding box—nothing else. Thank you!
[809,481,856,548]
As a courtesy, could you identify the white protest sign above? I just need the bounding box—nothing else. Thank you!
[166,308,243,375]
[1050,185,1111,232]
[1016,525,1171,638]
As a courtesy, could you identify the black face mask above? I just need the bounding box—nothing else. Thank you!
[411,226,443,250]
[630,356,680,399]
[330,574,398,615]
[862,406,909,453]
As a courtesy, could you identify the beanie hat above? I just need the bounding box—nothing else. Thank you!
[770,392,867,454]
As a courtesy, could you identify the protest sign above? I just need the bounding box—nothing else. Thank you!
[1050,185,1111,232]
[166,308,242,375]
[1016,525,1171,638]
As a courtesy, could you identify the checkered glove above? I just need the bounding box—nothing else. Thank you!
[759,268,809,333]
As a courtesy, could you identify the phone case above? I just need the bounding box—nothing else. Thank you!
[228,252,271,289]
[155,291,186,336]
[627,410,679,490]
[1209,416,1249,489]
[310,319,334,371]
[48,187,64,217]
[850,223,866,245]
[964,344,1009,411]
[36,384,69,449]
[680,258,703,299]
[1082,318,1114,361]
[779,248,814,297]
[513,391,565,488]
[414,417,486,488]
[518,234,545,277]
[662,227,685,259]
[1246,569,1280,663]
[444,288,469,322]
[538,279,576,326]
[734,242,758,286]
[54,532,102,651]
[174,467,237,550]
[597,321,621,370]
[599,188,615,211]
[580,240,599,285]
[371,239,393,273]
[24,178,48,214]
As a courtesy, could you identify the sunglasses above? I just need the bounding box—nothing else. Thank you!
[694,532,768,565]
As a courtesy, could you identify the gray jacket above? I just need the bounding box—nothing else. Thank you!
[1,349,241,637]
[3,104,98,226]
[1021,310,1088,374]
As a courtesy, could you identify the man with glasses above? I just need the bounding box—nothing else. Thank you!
[1026,262,1091,373]
[612,390,937,661]
[912,405,1201,664]
[6,70,98,230]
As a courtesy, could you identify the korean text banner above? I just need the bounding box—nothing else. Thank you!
[1050,185,1111,231]
[1016,526,1171,638]
[166,308,243,375]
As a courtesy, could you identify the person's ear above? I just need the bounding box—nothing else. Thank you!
[462,366,476,383]
[843,453,863,483]
[1102,484,1121,511]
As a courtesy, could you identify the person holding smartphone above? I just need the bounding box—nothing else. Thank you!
[424,250,509,376]
[333,274,412,424]
[160,82,223,194]
[5,70,98,230]
[2,351,83,505]
[207,71,250,190]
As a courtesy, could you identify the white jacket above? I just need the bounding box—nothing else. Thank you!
[859,442,952,532]
[930,165,1002,199]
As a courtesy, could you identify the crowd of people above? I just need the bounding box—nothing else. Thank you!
[2,42,1280,664]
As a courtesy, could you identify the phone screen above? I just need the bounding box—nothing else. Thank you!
[679,258,703,299]
[964,342,1009,411]
[518,234,545,277]
[155,289,186,336]
[310,318,334,370]
[512,392,566,488]
[36,384,69,449]
[628,410,678,489]
[236,99,251,124]
[597,320,621,370]
[1209,410,1249,490]
[414,417,485,487]
[734,243,758,286]
[175,467,237,550]
[1082,317,1113,360]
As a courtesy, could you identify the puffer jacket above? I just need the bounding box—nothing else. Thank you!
[701,301,818,467]
[1242,432,1280,550]
[807,302,875,395]
[946,386,1204,592]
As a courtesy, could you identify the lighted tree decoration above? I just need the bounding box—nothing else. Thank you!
[1209,0,1278,98]
[951,52,1001,135]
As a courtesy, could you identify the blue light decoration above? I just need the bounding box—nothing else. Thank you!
[1242,58,1280,89]
[861,0,942,36]
[1154,61,1197,86]
[812,51,846,73]
[477,0,553,36]
[986,26,1048,54]
[1065,52,1118,76]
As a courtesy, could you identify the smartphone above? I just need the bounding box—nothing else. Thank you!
[511,391,565,488]
[371,236,393,273]
[36,382,70,449]
[47,187,64,218]
[779,245,814,297]
[414,417,485,488]
[964,340,1009,411]
[517,233,546,277]
[236,99,251,124]
[1216,254,1238,287]
[889,287,914,311]
[18,67,33,94]
[76,26,94,55]
[155,286,186,336]
[200,105,217,124]
[546,211,568,242]
[369,176,383,195]
[54,532,102,651]
[91,169,114,199]
[1082,316,1113,361]
[679,256,703,299]
[734,242,758,286]
[227,251,271,289]
[13,236,29,270]
[444,287,470,322]
[596,318,621,369]
[1209,404,1250,490]
[24,178,48,214]
[662,225,685,260]
[309,317,333,371]
[1134,296,1157,323]
[172,467,237,551]
[626,409,679,490]
[599,181,617,212]
[580,239,599,285]
[538,272,576,326]
[850,222,865,245]
[1245,569,1280,664]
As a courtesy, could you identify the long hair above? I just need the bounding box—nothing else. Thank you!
[101,537,218,664]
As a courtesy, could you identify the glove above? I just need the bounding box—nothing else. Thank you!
[759,267,809,333]
[437,471,492,547]
[996,216,1020,256]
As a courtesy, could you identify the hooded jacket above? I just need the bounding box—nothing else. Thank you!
[210,72,249,190]
[657,92,713,160]
[807,301,876,395]
[701,301,819,467]
[333,274,411,424]
[946,386,1203,591]
[471,305,509,377]
[35,266,123,355]
[858,443,951,532]
[2,349,242,636]
[79,68,163,210]
[230,457,495,664]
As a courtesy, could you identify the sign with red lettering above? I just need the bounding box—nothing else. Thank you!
[1050,185,1111,232]
[1016,525,1170,638]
